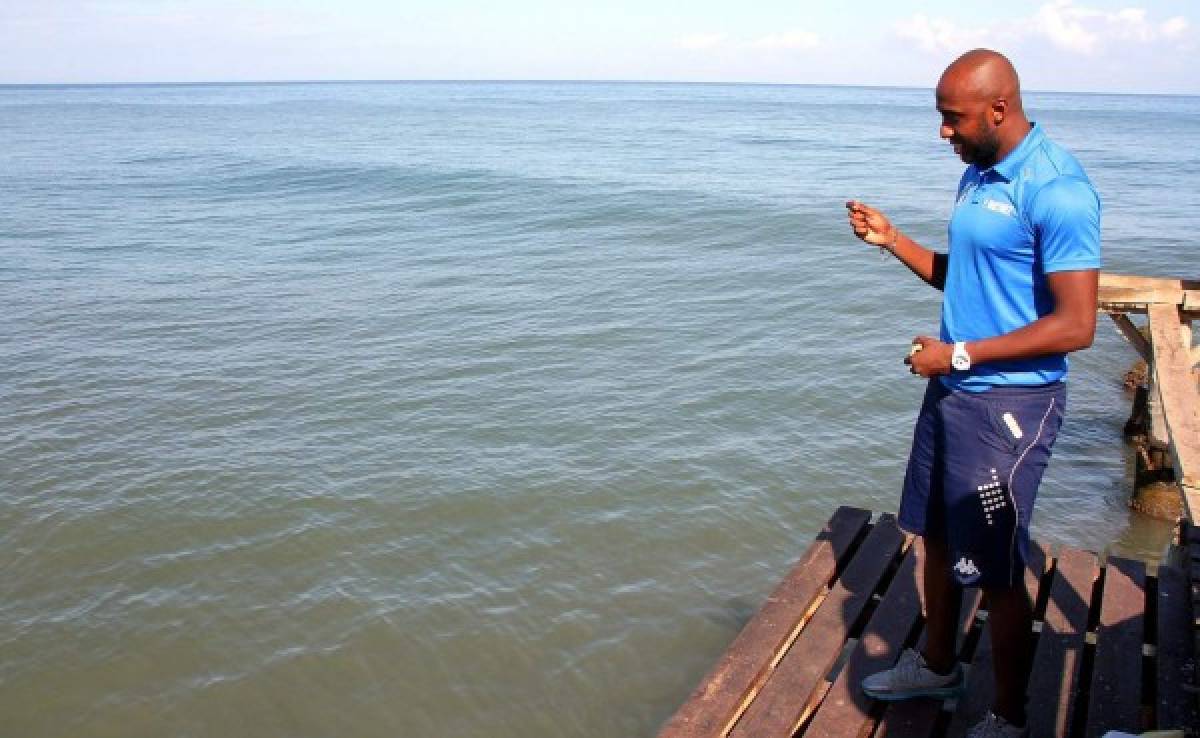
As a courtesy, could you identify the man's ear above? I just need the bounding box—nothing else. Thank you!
[991,98,1008,125]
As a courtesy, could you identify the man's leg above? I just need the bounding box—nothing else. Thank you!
[861,381,967,702]
[904,380,960,673]
[984,582,1033,727]
[860,541,967,701]
[939,382,1064,736]
[921,535,962,674]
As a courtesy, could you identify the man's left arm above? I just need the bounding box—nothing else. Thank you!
[909,270,1097,375]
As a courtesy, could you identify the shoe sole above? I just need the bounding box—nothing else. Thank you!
[861,684,966,701]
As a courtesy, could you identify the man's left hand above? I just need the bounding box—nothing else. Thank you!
[905,336,952,377]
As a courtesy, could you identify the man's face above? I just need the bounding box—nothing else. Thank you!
[935,87,1002,168]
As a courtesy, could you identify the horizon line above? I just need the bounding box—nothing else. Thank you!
[1,78,1197,98]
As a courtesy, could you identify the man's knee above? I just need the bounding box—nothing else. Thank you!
[920,536,963,611]
[923,535,950,560]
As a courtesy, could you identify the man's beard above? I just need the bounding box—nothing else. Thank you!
[967,121,1003,168]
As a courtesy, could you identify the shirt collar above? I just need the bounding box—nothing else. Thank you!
[988,122,1043,182]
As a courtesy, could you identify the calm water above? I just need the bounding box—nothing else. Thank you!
[1,82,1196,737]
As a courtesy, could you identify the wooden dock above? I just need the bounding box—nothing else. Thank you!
[658,507,1199,738]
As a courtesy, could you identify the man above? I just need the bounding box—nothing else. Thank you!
[845,49,1100,738]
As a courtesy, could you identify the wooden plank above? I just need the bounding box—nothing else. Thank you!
[1027,546,1100,738]
[944,543,1049,738]
[803,541,924,738]
[1148,304,1200,518]
[1155,564,1199,731]
[1107,313,1151,362]
[727,516,907,738]
[1097,279,1200,317]
[657,506,871,738]
[1099,286,1181,310]
[1085,556,1147,738]
[1185,290,1200,313]
[1184,291,1200,315]
[1099,273,1200,293]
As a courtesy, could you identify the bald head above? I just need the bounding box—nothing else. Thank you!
[935,49,1031,168]
[937,49,1024,116]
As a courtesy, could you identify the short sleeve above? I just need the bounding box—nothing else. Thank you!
[1030,176,1102,273]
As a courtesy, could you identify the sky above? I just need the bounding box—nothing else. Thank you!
[1,0,1197,93]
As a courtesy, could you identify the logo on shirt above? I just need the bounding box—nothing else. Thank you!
[953,557,981,579]
[983,198,1016,218]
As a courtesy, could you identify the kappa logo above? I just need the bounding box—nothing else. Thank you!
[983,198,1016,217]
[953,557,981,578]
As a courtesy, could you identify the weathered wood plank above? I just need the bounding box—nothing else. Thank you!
[727,516,907,738]
[1156,564,1199,731]
[1027,546,1100,738]
[1097,274,1200,318]
[1099,274,1200,292]
[1085,556,1147,738]
[657,506,871,738]
[1147,303,1200,518]
[1181,291,1200,313]
[1183,483,1200,528]
[1098,274,1200,310]
[1107,313,1152,362]
[1099,287,1182,310]
[944,544,1049,738]
[803,541,924,738]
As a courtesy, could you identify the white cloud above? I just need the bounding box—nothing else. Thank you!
[895,14,990,54]
[1161,16,1189,38]
[1033,1,1101,52]
[895,2,1193,57]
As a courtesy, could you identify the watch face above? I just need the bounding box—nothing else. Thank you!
[953,355,970,370]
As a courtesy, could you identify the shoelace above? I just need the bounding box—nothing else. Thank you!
[970,712,1010,738]
[893,651,925,685]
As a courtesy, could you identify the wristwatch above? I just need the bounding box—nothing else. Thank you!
[951,341,972,372]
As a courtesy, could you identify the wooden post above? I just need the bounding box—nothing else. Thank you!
[1146,304,1200,520]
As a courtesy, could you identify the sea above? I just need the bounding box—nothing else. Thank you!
[1,81,1196,738]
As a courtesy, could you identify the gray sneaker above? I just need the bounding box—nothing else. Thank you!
[861,648,965,701]
[965,711,1029,738]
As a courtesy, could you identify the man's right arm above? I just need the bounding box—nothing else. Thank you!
[845,200,947,290]
[886,230,949,290]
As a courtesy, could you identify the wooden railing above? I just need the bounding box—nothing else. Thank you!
[1098,273,1200,520]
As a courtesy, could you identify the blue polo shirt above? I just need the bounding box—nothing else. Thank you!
[940,123,1102,391]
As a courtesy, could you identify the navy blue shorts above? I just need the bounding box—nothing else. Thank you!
[899,379,1066,589]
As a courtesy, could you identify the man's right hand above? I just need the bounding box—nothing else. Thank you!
[845,200,897,248]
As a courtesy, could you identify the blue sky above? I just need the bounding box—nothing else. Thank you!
[2,0,1196,92]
